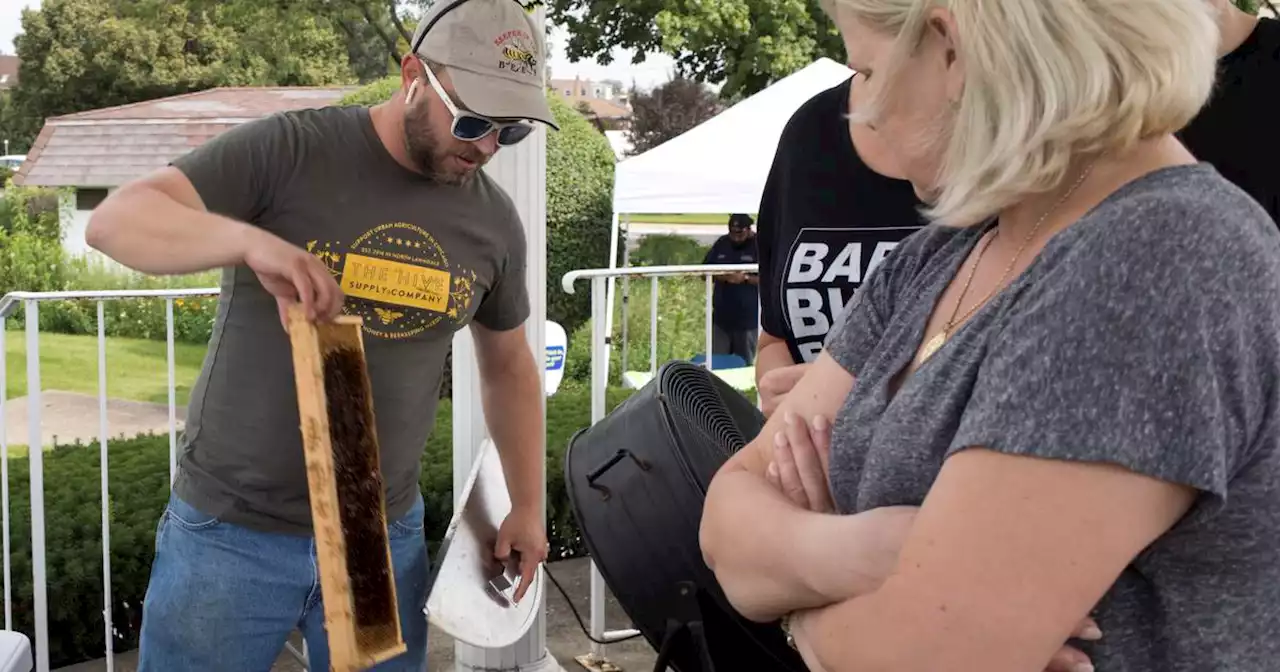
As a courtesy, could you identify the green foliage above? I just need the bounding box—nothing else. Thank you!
[629,233,710,266]
[563,234,717,384]
[0,185,73,302]
[548,0,1269,98]
[565,275,717,384]
[0,185,220,342]
[7,384,632,667]
[547,95,617,335]
[7,0,363,149]
[548,0,843,99]
[337,76,404,106]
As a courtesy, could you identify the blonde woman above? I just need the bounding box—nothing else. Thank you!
[699,1,1280,671]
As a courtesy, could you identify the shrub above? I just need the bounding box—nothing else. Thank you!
[629,233,710,266]
[564,235,719,384]
[4,384,632,667]
[0,184,220,344]
[337,77,401,106]
[0,185,71,301]
[546,95,617,335]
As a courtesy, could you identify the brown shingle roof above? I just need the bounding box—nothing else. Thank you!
[13,86,354,188]
[572,97,632,120]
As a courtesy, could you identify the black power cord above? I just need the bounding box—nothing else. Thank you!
[542,564,645,645]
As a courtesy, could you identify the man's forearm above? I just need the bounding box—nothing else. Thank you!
[755,336,797,386]
[88,183,255,275]
[701,468,898,622]
[479,346,544,511]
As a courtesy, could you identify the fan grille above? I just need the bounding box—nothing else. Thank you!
[661,364,750,456]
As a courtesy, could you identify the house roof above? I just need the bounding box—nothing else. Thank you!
[572,97,632,120]
[13,86,354,189]
[0,55,17,89]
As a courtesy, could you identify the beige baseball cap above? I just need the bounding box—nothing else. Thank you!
[412,0,559,130]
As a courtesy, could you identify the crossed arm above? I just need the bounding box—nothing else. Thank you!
[699,354,1198,672]
[700,352,909,620]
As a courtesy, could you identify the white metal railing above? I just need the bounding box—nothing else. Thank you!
[0,288,218,672]
[0,266,756,669]
[561,263,759,660]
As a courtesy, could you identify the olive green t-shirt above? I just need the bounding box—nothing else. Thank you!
[170,106,529,535]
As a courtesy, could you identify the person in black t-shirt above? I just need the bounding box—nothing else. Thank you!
[704,214,760,365]
[755,1,1279,417]
[754,76,924,415]
[1179,0,1279,222]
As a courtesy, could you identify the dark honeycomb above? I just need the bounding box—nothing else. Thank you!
[323,345,398,647]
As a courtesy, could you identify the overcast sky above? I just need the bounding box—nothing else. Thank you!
[0,0,677,90]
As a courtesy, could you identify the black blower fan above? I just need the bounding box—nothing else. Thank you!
[564,361,806,672]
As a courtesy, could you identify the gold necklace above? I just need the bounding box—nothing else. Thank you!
[915,162,1097,366]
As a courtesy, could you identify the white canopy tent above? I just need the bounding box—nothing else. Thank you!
[601,58,856,365]
[612,57,855,215]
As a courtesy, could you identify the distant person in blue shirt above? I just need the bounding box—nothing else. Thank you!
[705,213,760,365]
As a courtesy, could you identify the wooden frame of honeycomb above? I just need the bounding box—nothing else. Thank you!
[286,305,406,672]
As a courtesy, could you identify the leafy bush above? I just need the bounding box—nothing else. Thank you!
[0,184,221,343]
[0,185,72,300]
[629,233,710,266]
[564,234,717,384]
[6,384,632,667]
[565,274,717,385]
[337,77,401,106]
[546,95,617,335]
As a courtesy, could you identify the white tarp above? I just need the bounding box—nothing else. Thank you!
[611,58,854,215]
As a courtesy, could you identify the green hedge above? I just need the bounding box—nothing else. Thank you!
[4,384,632,667]
[545,94,617,335]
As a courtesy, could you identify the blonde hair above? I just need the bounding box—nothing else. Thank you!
[826,0,1221,226]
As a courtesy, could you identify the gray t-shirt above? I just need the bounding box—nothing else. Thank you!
[170,106,529,535]
[825,164,1280,671]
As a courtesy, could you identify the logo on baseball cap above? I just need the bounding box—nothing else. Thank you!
[412,0,559,130]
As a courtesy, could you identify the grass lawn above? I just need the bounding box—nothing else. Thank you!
[4,331,208,406]
[627,213,751,225]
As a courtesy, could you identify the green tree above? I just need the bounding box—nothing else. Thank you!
[549,0,841,99]
[550,0,1268,99]
[7,0,368,151]
[625,77,722,155]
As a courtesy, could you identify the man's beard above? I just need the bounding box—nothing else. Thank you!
[403,104,487,186]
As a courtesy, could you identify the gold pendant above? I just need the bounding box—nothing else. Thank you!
[919,331,947,363]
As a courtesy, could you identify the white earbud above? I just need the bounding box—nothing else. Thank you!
[406,80,420,106]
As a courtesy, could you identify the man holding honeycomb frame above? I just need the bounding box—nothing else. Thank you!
[84,1,556,669]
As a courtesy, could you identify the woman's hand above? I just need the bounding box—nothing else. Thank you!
[770,414,1101,672]
[764,412,835,512]
[792,608,1102,672]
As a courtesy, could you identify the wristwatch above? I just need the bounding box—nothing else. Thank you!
[780,612,797,650]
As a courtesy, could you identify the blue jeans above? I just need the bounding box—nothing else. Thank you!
[137,493,429,671]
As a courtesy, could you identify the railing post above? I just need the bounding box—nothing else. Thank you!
[588,275,608,656]
[97,302,114,671]
[0,317,9,632]
[649,276,659,376]
[165,298,177,485]
[704,274,714,371]
[25,300,49,672]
